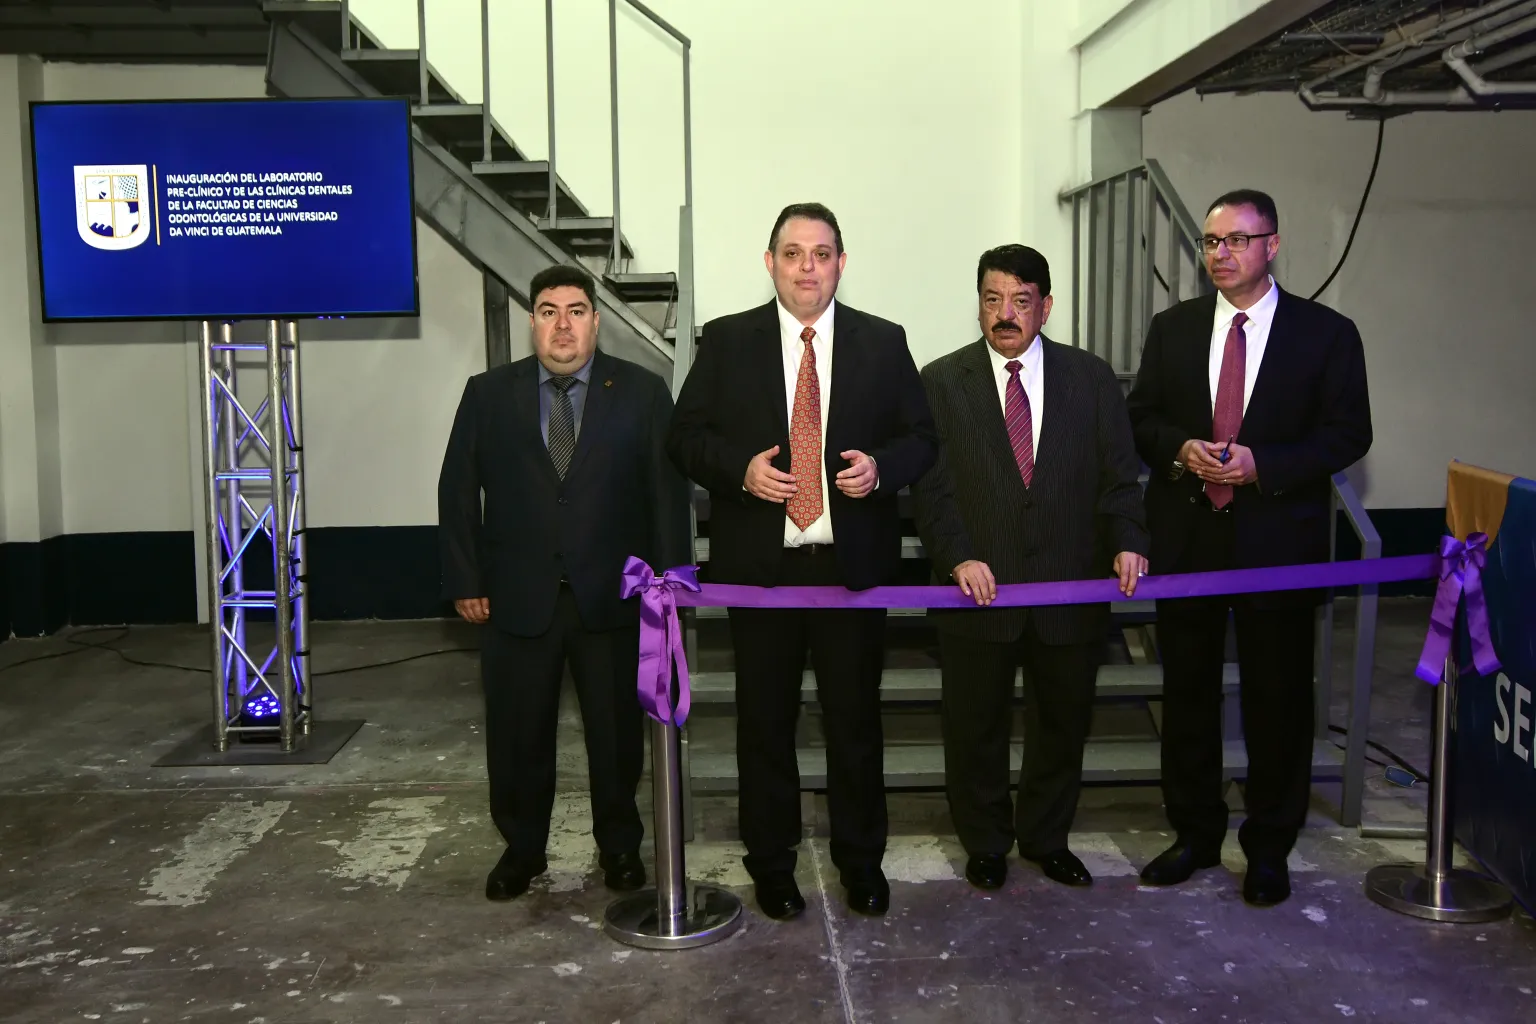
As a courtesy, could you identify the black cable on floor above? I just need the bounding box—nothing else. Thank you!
[0,626,476,679]
[1329,723,1428,782]
[1309,117,1385,300]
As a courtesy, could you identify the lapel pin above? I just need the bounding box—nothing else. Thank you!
[604,379,614,387]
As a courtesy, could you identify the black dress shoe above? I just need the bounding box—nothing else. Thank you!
[1028,849,1093,887]
[1243,859,1291,907]
[1139,840,1222,887]
[842,867,890,916]
[599,850,646,892]
[965,853,1008,891]
[485,851,547,901]
[753,873,806,921]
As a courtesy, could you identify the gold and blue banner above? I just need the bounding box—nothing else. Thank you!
[1448,462,1536,912]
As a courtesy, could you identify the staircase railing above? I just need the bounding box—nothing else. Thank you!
[400,0,695,376]
[1059,158,1212,379]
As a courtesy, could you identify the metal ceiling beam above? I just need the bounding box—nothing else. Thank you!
[1103,0,1334,108]
[0,28,269,60]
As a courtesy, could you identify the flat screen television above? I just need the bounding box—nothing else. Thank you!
[30,97,419,322]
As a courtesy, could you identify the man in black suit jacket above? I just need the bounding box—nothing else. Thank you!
[667,203,937,920]
[438,264,691,902]
[1126,189,1372,907]
[913,244,1148,893]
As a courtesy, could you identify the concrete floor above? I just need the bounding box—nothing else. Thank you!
[1,600,1534,1023]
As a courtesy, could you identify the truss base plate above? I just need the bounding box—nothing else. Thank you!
[154,719,365,767]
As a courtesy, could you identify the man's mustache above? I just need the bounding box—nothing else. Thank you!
[992,320,1021,333]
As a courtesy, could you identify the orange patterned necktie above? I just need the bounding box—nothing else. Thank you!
[786,326,823,531]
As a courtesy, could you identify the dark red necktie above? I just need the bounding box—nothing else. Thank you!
[1206,311,1247,509]
[1003,359,1034,487]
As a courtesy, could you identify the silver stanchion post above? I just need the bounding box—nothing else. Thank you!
[604,715,742,949]
[1364,657,1512,922]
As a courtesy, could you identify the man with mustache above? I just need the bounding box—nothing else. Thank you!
[438,264,692,902]
[912,244,1147,891]
[668,203,937,920]
[1127,190,1372,906]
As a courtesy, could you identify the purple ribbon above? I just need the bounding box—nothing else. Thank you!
[620,556,700,725]
[1414,533,1502,685]
[621,553,1442,717]
[671,554,1437,609]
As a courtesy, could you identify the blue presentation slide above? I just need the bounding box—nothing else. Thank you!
[30,98,418,321]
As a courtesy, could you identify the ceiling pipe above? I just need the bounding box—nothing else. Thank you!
[1299,0,1536,110]
[1299,0,1534,94]
[1444,10,1536,95]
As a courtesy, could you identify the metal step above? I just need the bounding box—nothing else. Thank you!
[411,104,523,164]
[538,217,636,260]
[266,2,386,53]
[690,600,1156,621]
[687,738,1344,792]
[341,48,461,104]
[689,663,1238,705]
[606,272,678,304]
[470,160,587,218]
[664,325,703,343]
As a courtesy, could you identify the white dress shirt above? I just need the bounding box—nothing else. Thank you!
[986,333,1044,463]
[1209,276,1278,419]
[779,299,836,546]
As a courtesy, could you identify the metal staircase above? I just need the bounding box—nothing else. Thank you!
[1060,158,1214,386]
[261,0,698,382]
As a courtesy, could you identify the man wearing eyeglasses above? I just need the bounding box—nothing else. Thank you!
[1126,189,1372,908]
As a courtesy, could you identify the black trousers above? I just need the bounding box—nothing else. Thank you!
[1157,508,1317,861]
[727,545,887,880]
[479,585,644,861]
[940,625,1100,859]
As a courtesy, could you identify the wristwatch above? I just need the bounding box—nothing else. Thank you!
[1169,459,1186,481]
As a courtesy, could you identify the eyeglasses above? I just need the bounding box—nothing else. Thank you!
[1198,232,1275,255]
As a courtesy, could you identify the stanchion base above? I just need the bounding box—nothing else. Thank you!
[1365,863,1513,923]
[603,883,743,951]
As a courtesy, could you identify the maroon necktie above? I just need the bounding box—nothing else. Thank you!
[1206,311,1247,509]
[1004,359,1034,487]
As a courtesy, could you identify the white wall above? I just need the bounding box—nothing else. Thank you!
[0,54,54,546]
[1144,90,1536,508]
[345,0,1030,366]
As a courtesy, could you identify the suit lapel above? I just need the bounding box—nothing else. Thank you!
[1239,287,1290,442]
[1034,337,1076,486]
[826,302,861,448]
[513,359,560,486]
[752,301,789,437]
[1187,293,1218,431]
[566,350,615,479]
[957,340,1016,472]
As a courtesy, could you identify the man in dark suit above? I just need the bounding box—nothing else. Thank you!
[1126,189,1372,907]
[912,244,1147,892]
[438,263,691,902]
[667,203,937,920]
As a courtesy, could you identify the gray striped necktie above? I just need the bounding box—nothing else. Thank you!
[547,374,577,479]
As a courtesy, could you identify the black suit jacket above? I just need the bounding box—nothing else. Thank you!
[912,337,1148,645]
[666,300,937,591]
[437,349,692,637]
[1125,288,1372,604]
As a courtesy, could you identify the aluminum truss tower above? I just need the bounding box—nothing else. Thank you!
[198,320,311,753]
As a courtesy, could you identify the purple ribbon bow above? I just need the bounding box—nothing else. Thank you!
[1414,532,1501,684]
[620,557,700,725]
